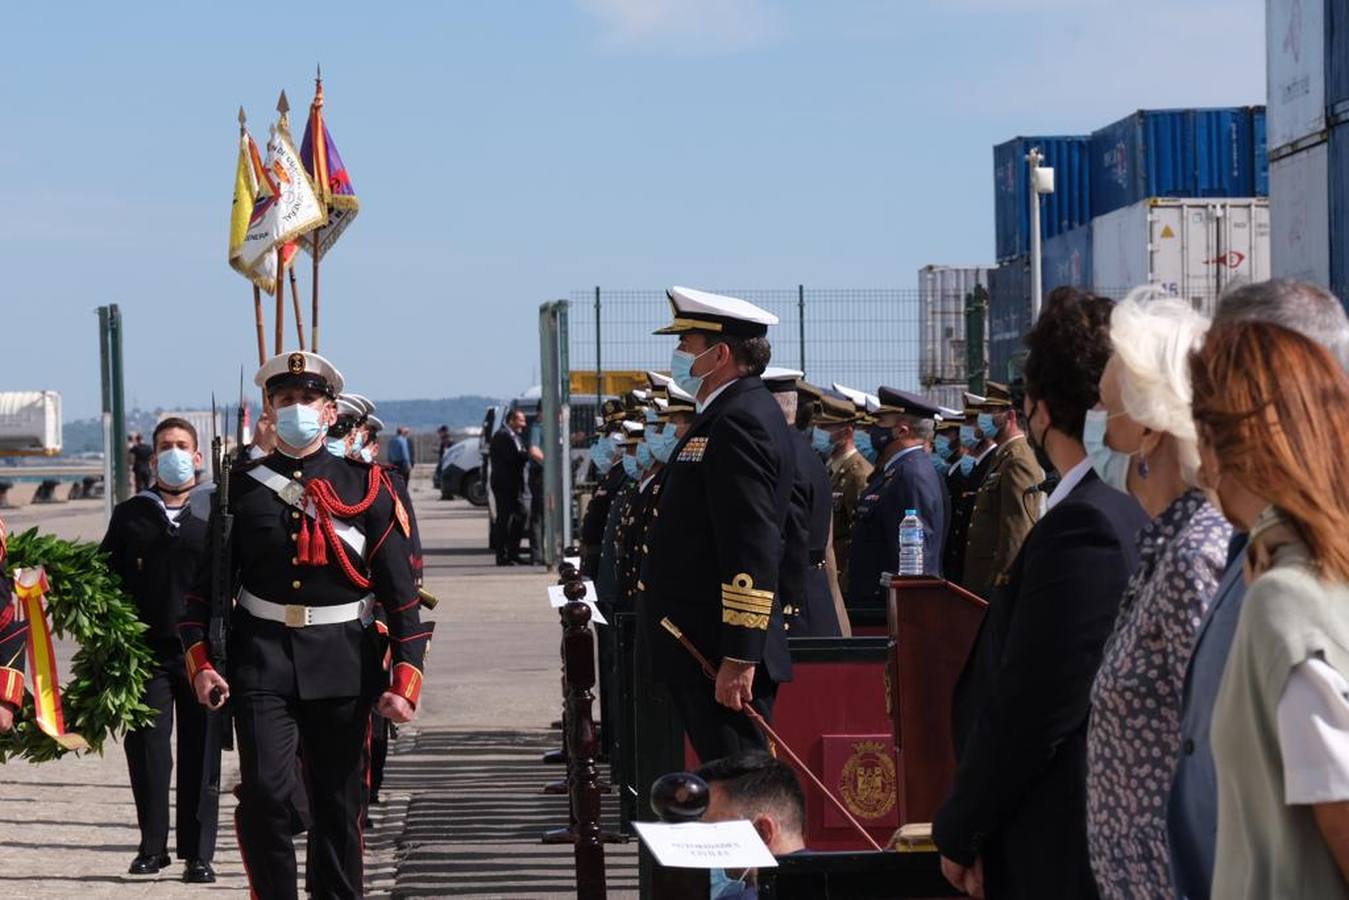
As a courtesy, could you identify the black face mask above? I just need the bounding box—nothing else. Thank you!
[868,424,895,459]
[1025,400,1056,475]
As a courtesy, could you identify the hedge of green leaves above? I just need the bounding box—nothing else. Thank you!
[0,527,155,763]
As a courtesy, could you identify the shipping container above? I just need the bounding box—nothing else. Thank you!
[918,264,994,387]
[1329,122,1349,302]
[987,258,1032,383]
[922,385,967,416]
[0,391,62,455]
[1091,197,1270,316]
[1042,223,1094,293]
[1267,0,1327,152]
[1331,0,1349,117]
[1253,106,1269,196]
[1269,140,1331,286]
[1089,108,1264,218]
[993,135,1091,261]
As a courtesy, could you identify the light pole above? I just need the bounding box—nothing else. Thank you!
[1027,147,1055,322]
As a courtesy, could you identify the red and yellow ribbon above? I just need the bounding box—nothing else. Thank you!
[14,567,86,751]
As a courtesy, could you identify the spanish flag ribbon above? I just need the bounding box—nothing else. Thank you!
[14,567,86,751]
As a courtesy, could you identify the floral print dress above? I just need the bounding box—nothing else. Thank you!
[1086,490,1233,898]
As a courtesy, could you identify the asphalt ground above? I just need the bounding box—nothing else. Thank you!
[0,478,636,898]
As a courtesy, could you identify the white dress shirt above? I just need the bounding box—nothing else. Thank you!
[1046,456,1092,511]
[696,377,741,414]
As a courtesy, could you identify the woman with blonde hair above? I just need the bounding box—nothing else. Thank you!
[1084,288,1234,897]
[1192,321,1349,898]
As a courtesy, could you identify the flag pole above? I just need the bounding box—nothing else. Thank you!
[252,286,267,365]
[274,248,284,354]
[288,267,306,350]
[311,64,323,353]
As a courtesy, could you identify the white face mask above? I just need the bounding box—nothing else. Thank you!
[1082,408,1134,493]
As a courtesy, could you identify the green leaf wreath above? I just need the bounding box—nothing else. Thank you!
[0,527,156,763]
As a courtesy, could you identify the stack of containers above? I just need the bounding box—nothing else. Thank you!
[918,264,995,412]
[1267,0,1349,301]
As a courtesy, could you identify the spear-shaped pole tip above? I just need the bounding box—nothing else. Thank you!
[316,62,322,82]
[238,106,247,126]
[276,90,290,115]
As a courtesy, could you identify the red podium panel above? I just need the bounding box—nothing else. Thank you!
[886,576,987,825]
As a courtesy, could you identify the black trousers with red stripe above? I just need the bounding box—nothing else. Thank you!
[234,690,371,900]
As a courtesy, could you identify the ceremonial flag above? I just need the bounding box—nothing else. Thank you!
[237,111,326,283]
[228,127,280,291]
[300,76,359,260]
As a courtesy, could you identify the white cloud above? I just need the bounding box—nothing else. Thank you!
[578,0,782,51]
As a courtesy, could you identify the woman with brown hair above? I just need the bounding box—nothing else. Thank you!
[1191,321,1349,898]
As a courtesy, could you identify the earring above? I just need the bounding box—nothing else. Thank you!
[1138,455,1150,479]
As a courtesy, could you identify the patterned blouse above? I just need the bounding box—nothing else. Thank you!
[1086,489,1233,898]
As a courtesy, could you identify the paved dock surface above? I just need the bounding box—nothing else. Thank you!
[0,482,637,898]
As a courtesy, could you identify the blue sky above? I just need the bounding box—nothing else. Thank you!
[1,1,1263,419]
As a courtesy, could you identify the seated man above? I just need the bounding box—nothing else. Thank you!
[697,750,807,898]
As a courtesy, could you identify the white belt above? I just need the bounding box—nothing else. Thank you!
[238,587,375,628]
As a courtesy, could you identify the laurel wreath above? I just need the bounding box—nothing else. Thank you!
[0,527,156,763]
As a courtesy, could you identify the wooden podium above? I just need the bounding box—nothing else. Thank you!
[885,575,987,824]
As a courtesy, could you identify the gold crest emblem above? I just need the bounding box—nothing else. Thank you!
[839,740,897,820]
[288,352,306,374]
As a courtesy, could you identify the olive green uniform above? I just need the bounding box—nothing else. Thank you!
[827,447,873,598]
[961,435,1043,597]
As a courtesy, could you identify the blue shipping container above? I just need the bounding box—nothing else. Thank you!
[1041,223,1093,292]
[1253,107,1268,197]
[1089,108,1264,218]
[994,135,1091,262]
[987,257,1032,381]
[1330,0,1349,115]
[1330,122,1349,306]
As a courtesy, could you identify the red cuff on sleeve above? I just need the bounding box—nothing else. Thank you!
[389,662,423,707]
[0,667,23,707]
[184,642,214,683]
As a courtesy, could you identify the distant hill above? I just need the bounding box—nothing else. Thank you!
[58,396,505,456]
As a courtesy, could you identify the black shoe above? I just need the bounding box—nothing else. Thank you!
[128,852,170,875]
[183,860,216,884]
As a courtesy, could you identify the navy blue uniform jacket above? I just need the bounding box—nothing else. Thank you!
[846,446,947,606]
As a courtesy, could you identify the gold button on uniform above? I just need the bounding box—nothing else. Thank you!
[293,471,303,479]
[289,532,298,542]
[291,580,302,589]
[291,511,301,520]
[291,557,299,566]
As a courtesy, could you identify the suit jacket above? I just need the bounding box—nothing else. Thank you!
[641,376,796,685]
[935,469,1148,899]
[962,435,1044,597]
[782,433,839,637]
[846,446,947,607]
[1168,534,1248,900]
[489,428,528,495]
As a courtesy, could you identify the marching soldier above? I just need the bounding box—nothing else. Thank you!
[641,286,796,762]
[814,392,872,599]
[100,417,218,882]
[182,351,429,900]
[764,369,841,637]
[0,518,23,735]
[846,388,948,607]
[961,384,1043,598]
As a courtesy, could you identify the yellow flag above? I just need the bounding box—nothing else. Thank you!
[228,130,277,291]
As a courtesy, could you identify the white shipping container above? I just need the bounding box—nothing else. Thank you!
[0,391,62,455]
[918,264,994,387]
[1269,140,1331,285]
[922,384,967,416]
[1267,0,1326,152]
[1091,198,1271,317]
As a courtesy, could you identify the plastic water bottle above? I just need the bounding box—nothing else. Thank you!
[898,509,925,576]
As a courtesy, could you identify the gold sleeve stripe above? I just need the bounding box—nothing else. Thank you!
[722,583,775,602]
[722,597,773,615]
[723,609,770,630]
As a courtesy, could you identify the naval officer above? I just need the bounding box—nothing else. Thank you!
[181,351,430,900]
[640,286,796,762]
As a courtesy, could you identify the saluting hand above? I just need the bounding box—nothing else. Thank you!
[714,659,755,711]
[193,670,230,709]
[377,691,415,724]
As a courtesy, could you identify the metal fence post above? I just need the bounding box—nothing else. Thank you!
[797,284,806,373]
[108,304,129,503]
[594,286,602,408]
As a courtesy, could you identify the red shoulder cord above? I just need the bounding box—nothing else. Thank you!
[296,467,392,590]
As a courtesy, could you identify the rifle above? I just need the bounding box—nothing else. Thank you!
[207,397,235,750]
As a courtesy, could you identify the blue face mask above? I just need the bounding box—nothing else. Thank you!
[934,434,953,460]
[590,435,617,474]
[155,448,196,488]
[959,425,978,448]
[647,425,679,463]
[350,432,366,453]
[621,453,640,479]
[709,867,749,899]
[1083,408,1133,493]
[931,451,949,474]
[811,426,833,455]
[275,401,325,449]
[977,412,998,439]
[670,345,716,397]
[636,441,655,470]
[325,436,348,458]
[854,428,876,463]
[959,454,976,476]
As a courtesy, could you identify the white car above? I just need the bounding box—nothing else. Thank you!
[437,437,487,506]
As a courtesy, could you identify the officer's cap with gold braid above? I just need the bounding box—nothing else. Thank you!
[815,391,860,426]
[255,351,344,398]
[936,411,966,432]
[874,386,944,420]
[722,573,773,630]
[966,382,1012,410]
[654,286,779,338]
[599,398,628,427]
[616,419,645,447]
[665,381,696,414]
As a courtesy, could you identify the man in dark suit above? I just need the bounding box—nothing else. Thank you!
[846,387,947,606]
[935,289,1148,899]
[489,408,531,566]
[641,286,796,764]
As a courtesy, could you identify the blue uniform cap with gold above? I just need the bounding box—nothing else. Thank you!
[654,286,779,338]
[875,386,944,420]
[255,351,344,399]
